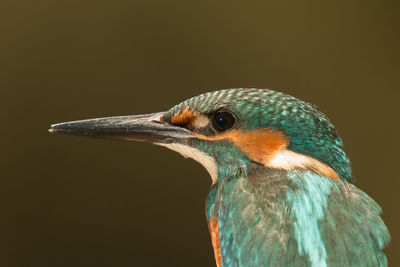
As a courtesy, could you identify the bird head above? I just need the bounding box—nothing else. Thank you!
[50,88,352,183]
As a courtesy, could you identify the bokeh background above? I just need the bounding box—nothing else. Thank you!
[1,0,399,266]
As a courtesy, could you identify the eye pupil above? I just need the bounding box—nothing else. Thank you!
[212,112,236,132]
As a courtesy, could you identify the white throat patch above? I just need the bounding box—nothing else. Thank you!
[268,149,339,180]
[155,143,218,184]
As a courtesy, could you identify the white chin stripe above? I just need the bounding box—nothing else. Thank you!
[155,143,218,184]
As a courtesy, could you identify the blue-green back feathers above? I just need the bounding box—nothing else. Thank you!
[207,167,390,267]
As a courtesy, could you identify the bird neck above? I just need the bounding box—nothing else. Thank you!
[206,165,337,267]
[206,164,340,223]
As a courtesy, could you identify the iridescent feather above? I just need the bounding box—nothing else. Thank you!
[207,167,389,267]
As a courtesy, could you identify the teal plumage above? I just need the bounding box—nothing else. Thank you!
[165,88,389,266]
[207,167,389,267]
[51,88,390,267]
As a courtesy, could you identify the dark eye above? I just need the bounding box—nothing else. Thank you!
[211,111,236,132]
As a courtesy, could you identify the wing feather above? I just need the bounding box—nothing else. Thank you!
[209,168,390,267]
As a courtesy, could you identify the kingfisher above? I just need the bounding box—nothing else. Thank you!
[50,88,390,267]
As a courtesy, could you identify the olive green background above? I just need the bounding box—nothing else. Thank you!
[1,0,399,266]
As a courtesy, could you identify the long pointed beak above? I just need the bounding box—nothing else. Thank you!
[49,112,192,144]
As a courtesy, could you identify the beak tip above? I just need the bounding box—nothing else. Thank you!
[49,121,72,133]
[49,123,62,133]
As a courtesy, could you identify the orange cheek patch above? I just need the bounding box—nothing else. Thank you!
[195,129,340,180]
[170,106,198,125]
[196,128,289,164]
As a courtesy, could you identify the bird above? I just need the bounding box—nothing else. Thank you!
[50,88,390,267]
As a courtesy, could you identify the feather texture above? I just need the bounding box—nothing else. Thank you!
[207,166,390,267]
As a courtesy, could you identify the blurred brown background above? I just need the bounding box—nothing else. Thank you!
[1,0,399,266]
